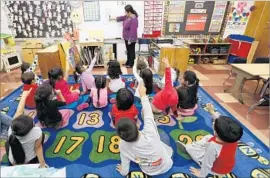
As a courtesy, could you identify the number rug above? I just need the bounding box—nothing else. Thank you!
[0,75,269,178]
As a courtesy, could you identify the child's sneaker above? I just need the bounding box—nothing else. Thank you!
[110,98,117,104]
[77,103,89,111]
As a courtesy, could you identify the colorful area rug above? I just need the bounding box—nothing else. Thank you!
[0,75,269,178]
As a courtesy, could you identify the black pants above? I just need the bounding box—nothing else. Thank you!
[125,40,136,67]
[5,133,45,165]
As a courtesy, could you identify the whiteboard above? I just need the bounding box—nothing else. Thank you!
[77,1,144,39]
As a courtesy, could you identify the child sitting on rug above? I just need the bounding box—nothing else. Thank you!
[73,47,100,95]
[21,72,39,109]
[77,76,108,110]
[116,82,173,176]
[111,88,138,126]
[176,104,243,177]
[151,58,180,120]
[6,89,48,167]
[35,84,67,129]
[107,60,125,93]
[177,70,199,115]
[132,57,153,97]
[48,64,80,104]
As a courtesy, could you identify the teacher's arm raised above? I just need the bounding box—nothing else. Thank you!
[109,15,126,22]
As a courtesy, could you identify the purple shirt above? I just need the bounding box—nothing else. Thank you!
[117,15,138,41]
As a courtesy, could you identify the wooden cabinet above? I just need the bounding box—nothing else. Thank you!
[21,40,43,63]
[36,45,62,79]
[151,43,190,76]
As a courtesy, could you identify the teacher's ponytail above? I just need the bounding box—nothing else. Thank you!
[125,4,138,17]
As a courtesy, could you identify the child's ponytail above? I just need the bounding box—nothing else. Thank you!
[95,76,106,107]
[8,115,34,164]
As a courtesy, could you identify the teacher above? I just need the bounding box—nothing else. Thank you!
[115,5,138,68]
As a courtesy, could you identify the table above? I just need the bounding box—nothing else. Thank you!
[225,64,270,103]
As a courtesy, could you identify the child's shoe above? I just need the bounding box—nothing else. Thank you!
[77,103,90,111]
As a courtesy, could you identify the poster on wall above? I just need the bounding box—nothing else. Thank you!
[223,1,254,37]
[4,1,73,38]
[185,14,207,31]
[163,1,229,36]
[209,1,227,32]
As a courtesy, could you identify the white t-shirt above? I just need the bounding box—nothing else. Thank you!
[8,127,42,164]
[119,96,173,176]
[107,76,125,93]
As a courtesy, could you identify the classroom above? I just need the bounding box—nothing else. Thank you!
[0,1,269,177]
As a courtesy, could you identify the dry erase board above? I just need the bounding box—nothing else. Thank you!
[163,1,229,36]
[5,1,73,38]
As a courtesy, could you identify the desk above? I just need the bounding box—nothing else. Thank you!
[225,64,270,103]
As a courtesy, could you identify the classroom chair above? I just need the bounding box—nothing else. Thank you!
[240,57,270,94]
[136,38,151,57]
[223,57,246,89]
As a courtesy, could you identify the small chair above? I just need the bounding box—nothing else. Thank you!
[223,57,246,88]
[241,57,269,94]
[137,38,151,57]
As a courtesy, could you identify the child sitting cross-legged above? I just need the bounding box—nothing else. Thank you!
[77,76,108,110]
[35,84,67,129]
[116,82,173,176]
[111,88,138,126]
[107,60,125,93]
[176,104,243,177]
[48,63,80,104]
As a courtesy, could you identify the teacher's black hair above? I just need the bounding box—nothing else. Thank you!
[125,4,138,17]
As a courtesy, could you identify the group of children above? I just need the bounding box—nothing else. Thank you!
[0,50,243,177]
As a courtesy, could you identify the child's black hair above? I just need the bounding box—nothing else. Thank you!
[184,71,199,105]
[107,60,122,79]
[74,62,84,83]
[116,88,134,110]
[140,69,153,95]
[21,62,30,74]
[173,67,180,83]
[214,116,243,143]
[116,118,139,142]
[176,87,189,108]
[95,75,106,107]
[35,84,53,124]
[48,67,64,88]
[21,71,35,85]
[8,114,34,164]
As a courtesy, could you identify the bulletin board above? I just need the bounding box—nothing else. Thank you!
[163,1,229,36]
[4,1,73,38]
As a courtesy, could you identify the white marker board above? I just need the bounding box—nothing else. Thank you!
[77,1,144,39]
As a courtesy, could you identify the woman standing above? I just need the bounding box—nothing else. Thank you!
[111,5,138,68]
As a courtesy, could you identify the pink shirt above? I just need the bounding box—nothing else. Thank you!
[90,88,108,108]
[81,56,97,91]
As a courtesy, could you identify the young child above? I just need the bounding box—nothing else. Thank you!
[21,72,39,109]
[6,89,47,167]
[177,71,199,115]
[48,64,80,104]
[74,47,100,94]
[116,82,173,176]
[77,76,108,110]
[133,57,153,97]
[157,67,180,89]
[20,56,42,85]
[151,58,179,119]
[107,60,125,93]
[35,84,67,129]
[0,113,12,140]
[111,88,138,126]
[176,104,243,177]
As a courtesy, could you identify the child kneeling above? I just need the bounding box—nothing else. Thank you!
[176,104,243,177]
[116,83,173,176]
